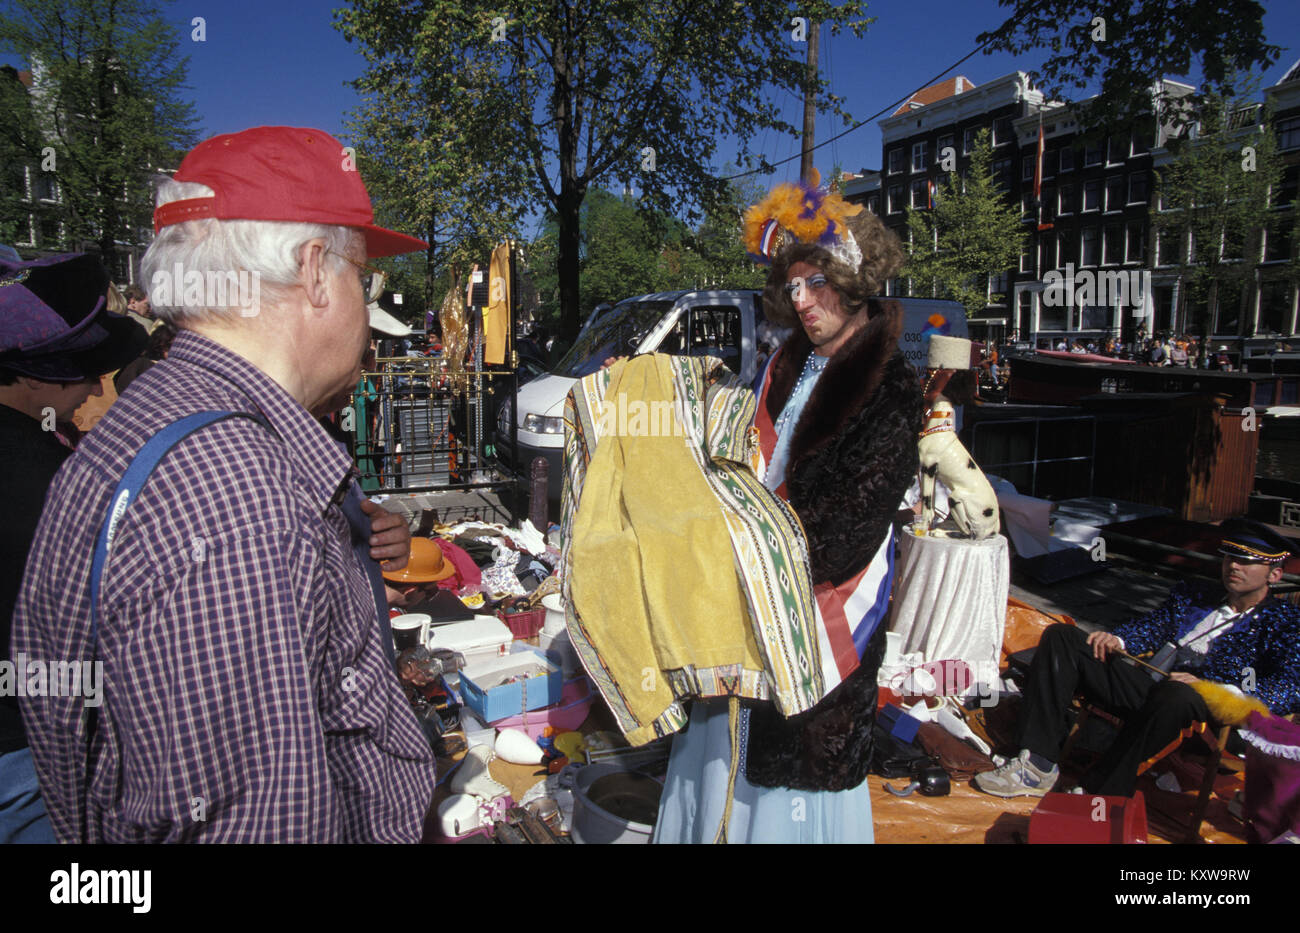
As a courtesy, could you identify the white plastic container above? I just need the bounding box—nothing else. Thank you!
[427,615,513,668]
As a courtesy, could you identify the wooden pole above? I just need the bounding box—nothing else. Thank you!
[800,22,819,184]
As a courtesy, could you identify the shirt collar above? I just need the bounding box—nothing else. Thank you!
[167,329,355,511]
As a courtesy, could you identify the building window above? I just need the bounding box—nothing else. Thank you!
[39,216,61,248]
[1023,154,1036,182]
[911,178,928,208]
[1265,224,1292,262]
[1259,280,1293,334]
[1039,293,1068,331]
[1107,134,1127,164]
[1125,220,1146,263]
[34,173,58,202]
[1131,126,1153,155]
[1083,141,1103,166]
[963,126,979,154]
[1103,223,1123,265]
[1055,231,1073,269]
[1041,187,1055,221]
[1057,183,1075,215]
[1058,146,1075,172]
[888,184,904,214]
[1081,227,1100,266]
[865,193,880,216]
[937,133,954,160]
[992,158,1012,191]
[1105,176,1125,212]
[1018,290,1034,336]
[888,148,904,175]
[992,116,1013,146]
[14,215,34,247]
[1043,149,1058,178]
[1082,304,1114,330]
[1127,171,1148,204]
[1273,165,1300,208]
[1215,282,1243,335]
[1020,247,1034,273]
[1083,178,1102,211]
[1278,116,1300,152]
[9,164,30,201]
[912,141,928,173]
[1157,230,1181,265]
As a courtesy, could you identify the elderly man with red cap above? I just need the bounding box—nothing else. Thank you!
[1,253,148,843]
[13,127,436,843]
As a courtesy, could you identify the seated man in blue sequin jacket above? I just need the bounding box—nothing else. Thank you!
[976,518,1300,798]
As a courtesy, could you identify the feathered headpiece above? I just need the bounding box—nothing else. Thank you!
[742,168,864,270]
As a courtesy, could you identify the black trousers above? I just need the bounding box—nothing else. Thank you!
[1017,623,1213,796]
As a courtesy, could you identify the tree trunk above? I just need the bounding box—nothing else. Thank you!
[553,12,583,343]
[556,190,582,342]
[426,213,437,323]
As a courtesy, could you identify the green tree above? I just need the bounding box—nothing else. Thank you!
[0,0,197,273]
[335,1,870,342]
[978,0,1280,133]
[1152,81,1283,358]
[0,65,42,246]
[904,129,1025,316]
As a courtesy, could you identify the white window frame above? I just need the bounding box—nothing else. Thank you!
[911,141,928,173]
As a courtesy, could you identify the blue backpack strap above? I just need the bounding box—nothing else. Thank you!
[89,411,265,648]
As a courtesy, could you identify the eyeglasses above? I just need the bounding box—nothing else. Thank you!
[783,273,829,300]
[330,251,386,303]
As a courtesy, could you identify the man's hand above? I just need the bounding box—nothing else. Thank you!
[361,498,410,572]
[1086,630,1124,661]
[1168,672,1200,685]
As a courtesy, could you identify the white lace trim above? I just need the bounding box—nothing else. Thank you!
[1238,728,1300,762]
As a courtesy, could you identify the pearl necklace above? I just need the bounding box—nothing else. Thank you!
[776,353,828,434]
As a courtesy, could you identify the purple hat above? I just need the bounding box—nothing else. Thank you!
[1241,710,1300,843]
[0,252,148,382]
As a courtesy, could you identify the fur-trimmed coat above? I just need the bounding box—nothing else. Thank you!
[745,298,923,791]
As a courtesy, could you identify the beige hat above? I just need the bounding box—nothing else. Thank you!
[927,334,971,370]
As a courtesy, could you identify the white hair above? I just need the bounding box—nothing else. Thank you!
[140,177,359,325]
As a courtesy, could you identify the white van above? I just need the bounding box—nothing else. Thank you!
[496,289,967,504]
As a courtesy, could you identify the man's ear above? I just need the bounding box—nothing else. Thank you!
[1268,565,1285,586]
[297,238,332,309]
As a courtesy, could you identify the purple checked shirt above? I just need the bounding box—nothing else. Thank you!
[13,331,435,842]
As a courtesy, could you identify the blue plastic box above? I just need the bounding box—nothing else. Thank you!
[459,648,563,724]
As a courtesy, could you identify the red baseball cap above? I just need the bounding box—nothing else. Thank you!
[153,126,427,258]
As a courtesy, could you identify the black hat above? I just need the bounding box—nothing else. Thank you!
[0,252,148,382]
[1218,518,1295,565]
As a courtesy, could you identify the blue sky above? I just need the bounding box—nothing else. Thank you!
[7,0,1300,233]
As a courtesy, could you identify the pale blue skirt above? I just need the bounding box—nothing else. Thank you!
[652,700,875,844]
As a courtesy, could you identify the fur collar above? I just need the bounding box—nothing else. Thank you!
[765,297,906,468]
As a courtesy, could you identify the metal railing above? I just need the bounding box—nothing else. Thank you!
[969,414,1097,499]
[343,356,520,496]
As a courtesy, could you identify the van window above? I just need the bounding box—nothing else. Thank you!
[553,299,674,377]
[659,305,742,373]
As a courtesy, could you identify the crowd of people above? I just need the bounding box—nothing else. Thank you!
[2,124,1297,845]
[1044,333,1273,371]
